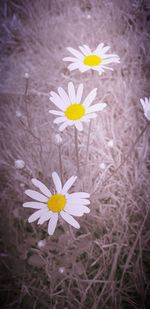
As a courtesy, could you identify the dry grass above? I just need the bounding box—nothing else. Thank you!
[0,0,150,308]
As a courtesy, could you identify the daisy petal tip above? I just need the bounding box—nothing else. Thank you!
[52,171,58,178]
[24,190,29,196]
[74,176,77,182]
[28,217,32,223]
[48,230,54,236]
[31,178,36,184]
[76,223,80,229]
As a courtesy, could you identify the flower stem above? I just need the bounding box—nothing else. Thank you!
[85,120,92,167]
[74,127,80,174]
[24,78,29,97]
[58,145,63,182]
[24,75,31,129]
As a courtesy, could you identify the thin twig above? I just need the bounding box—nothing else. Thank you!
[92,122,149,195]
[24,77,29,97]
[24,75,31,129]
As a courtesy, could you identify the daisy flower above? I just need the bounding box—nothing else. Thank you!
[49,82,107,131]
[140,97,150,121]
[63,43,120,75]
[23,172,90,235]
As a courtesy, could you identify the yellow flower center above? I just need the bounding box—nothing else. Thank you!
[65,104,85,120]
[47,194,66,212]
[83,55,102,67]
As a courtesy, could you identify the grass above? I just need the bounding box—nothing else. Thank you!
[0,0,150,308]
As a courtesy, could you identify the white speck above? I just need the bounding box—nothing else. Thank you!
[37,239,46,249]
[107,139,114,148]
[86,14,91,19]
[53,133,63,146]
[99,163,106,170]
[59,267,65,274]
[24,72,29,79]
[15,159,25,169]
[20,183,25,188]
[16,110,22,118]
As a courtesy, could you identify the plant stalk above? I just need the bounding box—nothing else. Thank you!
[74,127,80,175]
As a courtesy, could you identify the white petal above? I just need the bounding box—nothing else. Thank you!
[67,47,84,60]
[102,58,120,64]
[83,113,97,120]
[25,190,48,202]
[67,197,90,205]
[58,87,70,106]
[79,45,89,56]
[101,45,110,54]
[81,117,90,123]
[98,65,113,71]
[83,88,97,108]
[61,176,77,195]
[145,97,150,105]
[83,44,92,54]
[38,211,52,224]
[140,98,145,108]
[52,172,62,193]
[49,92,66,111]
[49,110,64,116]
[59,121,69,131]
[86,103,107,113]
[75,121,83,131]
[68,82,76,103]
[102,53,120,59]
[54,116,66,124]
[63,56,79,62]
[79,65,91,72]
[76,84,83,103]
[68,63,80,71]
[64,204,85,217]
[60,211,80,228]
[81,205,90,213]
[65,204,90,216]
[28,209,43,223]
[93,43,104,55]
[31,178,51,197]
[68,192,90,198]
[23,202,47,209]
[48,213,58,235]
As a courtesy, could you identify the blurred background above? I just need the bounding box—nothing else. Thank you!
[0,0,150,308]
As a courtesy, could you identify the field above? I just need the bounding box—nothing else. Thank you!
[0,0,150,308]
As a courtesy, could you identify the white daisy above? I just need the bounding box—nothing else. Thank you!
[23,172,90,235]
[140,97,150,121]
[63,43,120,75]
[49,82,107,131]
